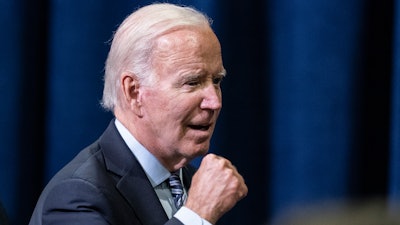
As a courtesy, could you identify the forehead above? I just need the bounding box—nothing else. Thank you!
[154,27,220,55]
[151,27,224,77]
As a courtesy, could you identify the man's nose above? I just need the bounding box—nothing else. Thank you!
[200,84,222,110]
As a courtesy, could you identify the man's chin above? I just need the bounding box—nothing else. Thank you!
[187,144,210,158]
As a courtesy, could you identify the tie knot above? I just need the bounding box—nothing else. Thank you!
[168,172,183,195]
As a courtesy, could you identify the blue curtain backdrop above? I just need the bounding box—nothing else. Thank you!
[1,0,400,224]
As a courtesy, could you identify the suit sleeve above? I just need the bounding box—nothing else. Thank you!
[165,217,185,225]
[41,178,114,225]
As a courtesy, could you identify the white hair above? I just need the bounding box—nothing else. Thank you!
[101,3,212,112]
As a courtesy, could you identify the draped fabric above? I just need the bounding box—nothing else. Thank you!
[1,0,399,224]
[390,0,400,207]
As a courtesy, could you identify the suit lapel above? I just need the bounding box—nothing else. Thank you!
[117,167,169,225]
[99,119,169,225]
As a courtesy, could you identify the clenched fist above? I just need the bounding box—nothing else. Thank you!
[185,154,248,224]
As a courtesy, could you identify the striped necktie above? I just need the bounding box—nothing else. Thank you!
[168,172,184,209]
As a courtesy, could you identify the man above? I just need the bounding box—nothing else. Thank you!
[29,3,248,225]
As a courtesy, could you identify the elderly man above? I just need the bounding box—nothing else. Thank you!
[29,3,247,225]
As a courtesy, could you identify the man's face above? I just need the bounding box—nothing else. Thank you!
[138,27,225,162]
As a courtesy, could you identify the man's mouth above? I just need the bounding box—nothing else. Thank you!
[188,124,211,131]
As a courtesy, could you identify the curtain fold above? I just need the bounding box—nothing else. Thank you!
[44,0,124,180]
[267,0,365,216]
[390,0,400,206]
[0,0,24,221]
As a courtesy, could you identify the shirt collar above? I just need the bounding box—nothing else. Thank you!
[114,119,170,187]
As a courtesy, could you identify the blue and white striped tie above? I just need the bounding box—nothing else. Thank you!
[168,172,184,209]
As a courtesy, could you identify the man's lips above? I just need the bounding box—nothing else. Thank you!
[188,124,212,131]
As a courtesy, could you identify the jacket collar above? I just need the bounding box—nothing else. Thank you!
[98,119,169,225]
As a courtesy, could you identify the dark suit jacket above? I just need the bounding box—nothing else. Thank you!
[29,119,197,225]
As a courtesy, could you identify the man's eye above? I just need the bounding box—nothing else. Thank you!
[213,77,223,85]
[186,80,200,86]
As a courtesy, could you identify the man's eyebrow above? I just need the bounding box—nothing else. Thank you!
[218,69,227,77]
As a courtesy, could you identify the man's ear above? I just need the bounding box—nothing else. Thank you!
[121,72,143,116]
